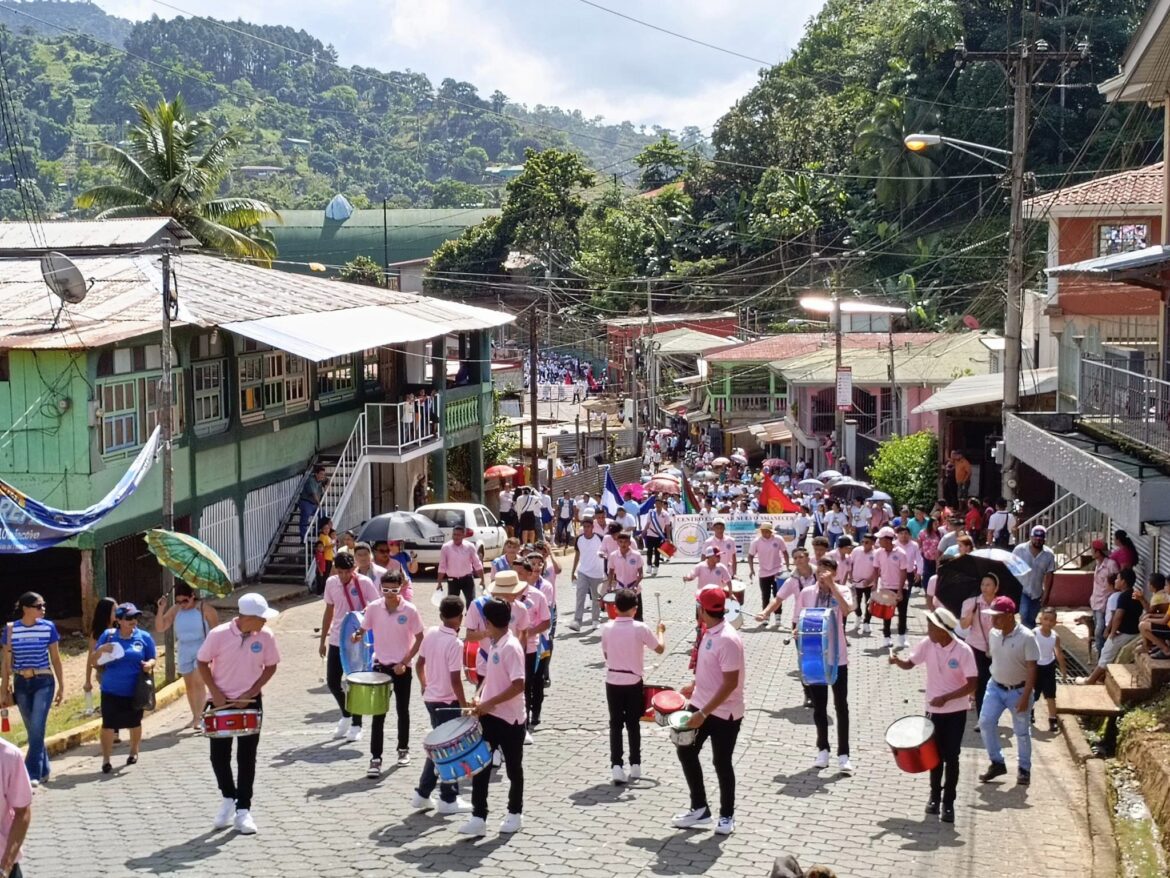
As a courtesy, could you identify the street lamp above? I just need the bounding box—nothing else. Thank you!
[903,133,1010,169]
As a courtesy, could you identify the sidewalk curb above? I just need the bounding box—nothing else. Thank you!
[42,678,188,759]
[1058,716,1118,878]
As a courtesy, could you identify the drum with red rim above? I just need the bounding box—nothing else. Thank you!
[651,690,687,726]
[885,715,940,773]
[201,707,262,738]
[464,639,480,685]
[642,684,673,722]
[602,592,619,620]
[870,589,897,621]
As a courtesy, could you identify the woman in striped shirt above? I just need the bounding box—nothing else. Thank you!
[0,592,65,785]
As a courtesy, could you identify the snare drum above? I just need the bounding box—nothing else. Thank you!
[725,598,743,630]
[201,707,262,738]
[423,716,492,781]
[651,690,687,726]
[730,580,746,606]
[885,715,940,774]
[668,710,697,747]
[345,671,391,716]
[642,684,673,722]
[602,592,619,620]
[797,607,839,686]
[870,589,897,621]
[464,640,481,685]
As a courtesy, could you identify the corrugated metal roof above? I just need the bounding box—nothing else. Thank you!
[0,251,513,353]
[1045,245,1170,278]
[602,311,736,328]
[707,332,945,364]
[912,368,1059,414]
[0,218,196,252]
[651,327,736,355]
[771,333,993,385]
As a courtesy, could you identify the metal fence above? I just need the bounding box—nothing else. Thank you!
[243,474,301,578]
[198,497,242,582]
[1080,358,1170,458]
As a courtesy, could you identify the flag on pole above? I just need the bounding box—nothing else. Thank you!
[680,471,700,514]
[759,477,800,514]
[601,467,621,516]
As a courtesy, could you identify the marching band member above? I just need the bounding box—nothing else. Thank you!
[747,521,789,623]
[318,553,379,743]
[702,519,738,578]
[198,593,281,836]
[794,557,854,774]
[462,598,527,837]
[755,547,816,625]
[607,532,646,619]
[412,596,472,815]
[888,607,976,824]
[683,547,733,595]
[515,559,551,739]
[359,571,423,778]
[529,548,559,686]
[849,534,878,635]
[353,542,386,594]
[827,536,854,586]
[672,588,745,836]
[874,528,910,649]
[600,588,665,784]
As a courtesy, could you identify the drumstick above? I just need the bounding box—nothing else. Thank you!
[655,592,662,624]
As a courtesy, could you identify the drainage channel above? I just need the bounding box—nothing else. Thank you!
[1111,762,1168,878]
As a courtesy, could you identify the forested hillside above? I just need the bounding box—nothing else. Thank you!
[0,2,660,217]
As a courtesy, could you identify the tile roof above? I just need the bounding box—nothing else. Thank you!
[1024,163,1163,215]
[704,332,945,363]
[772,333,993,385]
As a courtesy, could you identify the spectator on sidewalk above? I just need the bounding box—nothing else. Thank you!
[154,583,219,732]
[94,604,157,774]
[1013,526,1056,628]
[298,465,326,543]
[1089,540,1119,657]
[1,592,65,786]
[1081,568,1142,685]
[977,597,1038,786]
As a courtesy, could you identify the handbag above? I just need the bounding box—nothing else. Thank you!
[132,669,156,712]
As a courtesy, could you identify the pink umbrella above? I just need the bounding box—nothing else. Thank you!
[645,474,681,493]
[619,482,646,501]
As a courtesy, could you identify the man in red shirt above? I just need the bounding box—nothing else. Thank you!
[964,499,984,547]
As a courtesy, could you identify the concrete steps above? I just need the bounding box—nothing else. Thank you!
[1135,650,1170,689]
[1105,663,1145,706]
[1056,683,1123,717]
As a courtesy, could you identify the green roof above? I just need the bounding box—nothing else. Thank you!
[266,208,499,275]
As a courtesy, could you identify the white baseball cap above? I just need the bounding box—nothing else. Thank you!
[238,592,279,620]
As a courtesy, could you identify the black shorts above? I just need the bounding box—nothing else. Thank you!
[1036,663,1057,700]
[501,510,518,528]
[519,511,538,532]
[101,691,144,730]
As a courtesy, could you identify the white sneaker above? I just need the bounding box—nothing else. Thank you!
[345,724,363,743]
[499,812,523,833]
[458,816,487,836]
[397,748,410,766]
[524,730,534,745]
[898,635,908,649]
[862,623,871,636]
[715,816,735,835]
[366,758,382,779]
[410,792,435,811]
[233,809,257,835]
[492,750,503,767]
[213,797,236,830]
[852,618,861,633]
[334,717,350,739]
[567,620,581,632]
[628,764,641,780]
[838,755,854,775]
[611,765,628,785]
[671,807,712,829]
[436,797,473,815]
[883,637,893,648]
[813,750,830,769]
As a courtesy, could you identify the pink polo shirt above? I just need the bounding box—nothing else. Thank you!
[480,630,526,725]
[909,635,977,714]
[960,596,994,652]
[690,621,745,720]
[196,619,282,700]
[601,616,660,685]
[692,562,733,590]
[794,583,850,668]
[875,546,909,592]
[748,536,788,577]
[599,534,620,561]
[827,549,853,584]
[417,625,464,703]
[849,549,877,586]
[538,576,556,611]
[361,598,424,665]
[519,585,550,654]
[438,541,482,579]
[609,549,645,588]
[466,598,529,641]
[898,539,923,576]
[703,535,738,565]
[323,573,379,646]
[0,739,32,865]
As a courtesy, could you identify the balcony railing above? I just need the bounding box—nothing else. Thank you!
[365,399,440,452]
[712,395,788,415]
[445,395,482,434]
[1079,358,1170,459]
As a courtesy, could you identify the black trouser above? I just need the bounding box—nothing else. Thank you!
[417,700,461,803]
[209,695,261,811]
[972,647,991,717]
[606,680,644,767]
[883,588,911,637]
[644,536,663,568]
[759,576,777,616]
[446,575,476,608]
[524,652,546,725]
[853,586,872,621]
[810,666,849,755]
[370,664,413,758]
[326,645,361,727]
[471,714,524,819]
[928,709,966,806]
[556,517,572,546]
[8,864,22,878]
[676,713,741,819]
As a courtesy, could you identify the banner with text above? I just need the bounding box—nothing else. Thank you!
[671,512,797,560]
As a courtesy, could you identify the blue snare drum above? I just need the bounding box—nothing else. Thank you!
[423,717,492,782]
[797,607,839,686]
[339,611,374,675]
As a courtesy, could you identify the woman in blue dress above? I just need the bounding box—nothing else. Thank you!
[155,583,219,730]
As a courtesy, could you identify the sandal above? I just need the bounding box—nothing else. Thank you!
[101,762,112,774]
[126,754,138,766]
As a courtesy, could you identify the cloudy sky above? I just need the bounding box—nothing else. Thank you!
[96,0,822,133]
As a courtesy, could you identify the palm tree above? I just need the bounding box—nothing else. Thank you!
[77,97,280,264]
[855,95,938,212]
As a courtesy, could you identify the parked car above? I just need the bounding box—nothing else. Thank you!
[356,511,446,562]
[415,503,507,567]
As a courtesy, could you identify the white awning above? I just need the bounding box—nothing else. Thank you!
[912,368,1059,414]
[223,302,513,363]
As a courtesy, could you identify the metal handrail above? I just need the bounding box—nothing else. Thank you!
[304,410,367,583]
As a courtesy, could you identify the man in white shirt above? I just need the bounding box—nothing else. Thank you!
[498,487,516,537]
[985,499,1017,549]
[569,519,607,631]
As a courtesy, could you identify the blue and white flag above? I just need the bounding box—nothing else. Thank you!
[600,467,621,517]
[0,426,161,553]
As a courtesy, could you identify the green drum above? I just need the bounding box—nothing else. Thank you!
[345,671,391,716]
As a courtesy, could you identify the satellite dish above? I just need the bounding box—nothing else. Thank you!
[40,251,92,331]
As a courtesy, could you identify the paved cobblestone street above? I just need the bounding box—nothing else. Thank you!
[22,560,1090,877]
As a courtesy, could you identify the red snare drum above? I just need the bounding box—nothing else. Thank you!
[651,690,687,727]
[202,707,262,738]
[885,715,940,774]
[869,589,897,620]
[602,592,619,620]
[642,684,674,722]
[464,639,480,685]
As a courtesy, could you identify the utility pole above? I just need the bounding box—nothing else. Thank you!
[382,197,390,288]
[159,246,176,684]
[887,324,899,437]
[644,279,654,444]
[833,284,845,452]
[529,305,539,489]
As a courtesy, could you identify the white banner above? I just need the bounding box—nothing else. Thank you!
[671,513,797,560]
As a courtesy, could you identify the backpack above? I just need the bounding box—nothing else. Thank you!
[993,514,1012,548]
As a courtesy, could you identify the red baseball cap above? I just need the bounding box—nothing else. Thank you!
[697,588,727,614]
[981,596,1017,616]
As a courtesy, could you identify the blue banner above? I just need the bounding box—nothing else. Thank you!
[0,426,161,553]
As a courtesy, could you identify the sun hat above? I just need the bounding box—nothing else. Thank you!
[489,570,526,595]
[923,607,960,632]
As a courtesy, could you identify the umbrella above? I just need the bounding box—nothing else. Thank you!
[645,474,682,493]
[818,469,842,481]
[619,482,646,501]
[870,490,892,502]
[358,511,444,545]
[484,464,517,479]
[692,470,719,482]
[972,547,1032,577]
[711,457,731,467]
[762,458,785,469]
[827,478,874,502]
[730,453,748,465]
[796,478,824,494]
[657,428,674,436]
[663,466,683,476]
[145,529,231,597]
[935,553,1025,616]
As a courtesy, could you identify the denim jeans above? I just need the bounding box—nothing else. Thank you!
[1019,593,1042,629]
[978,680,1032,772]
[14,674,54,781]
[416,700,461,803]
[297,499,318,542]
[1093,609,1107,657]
